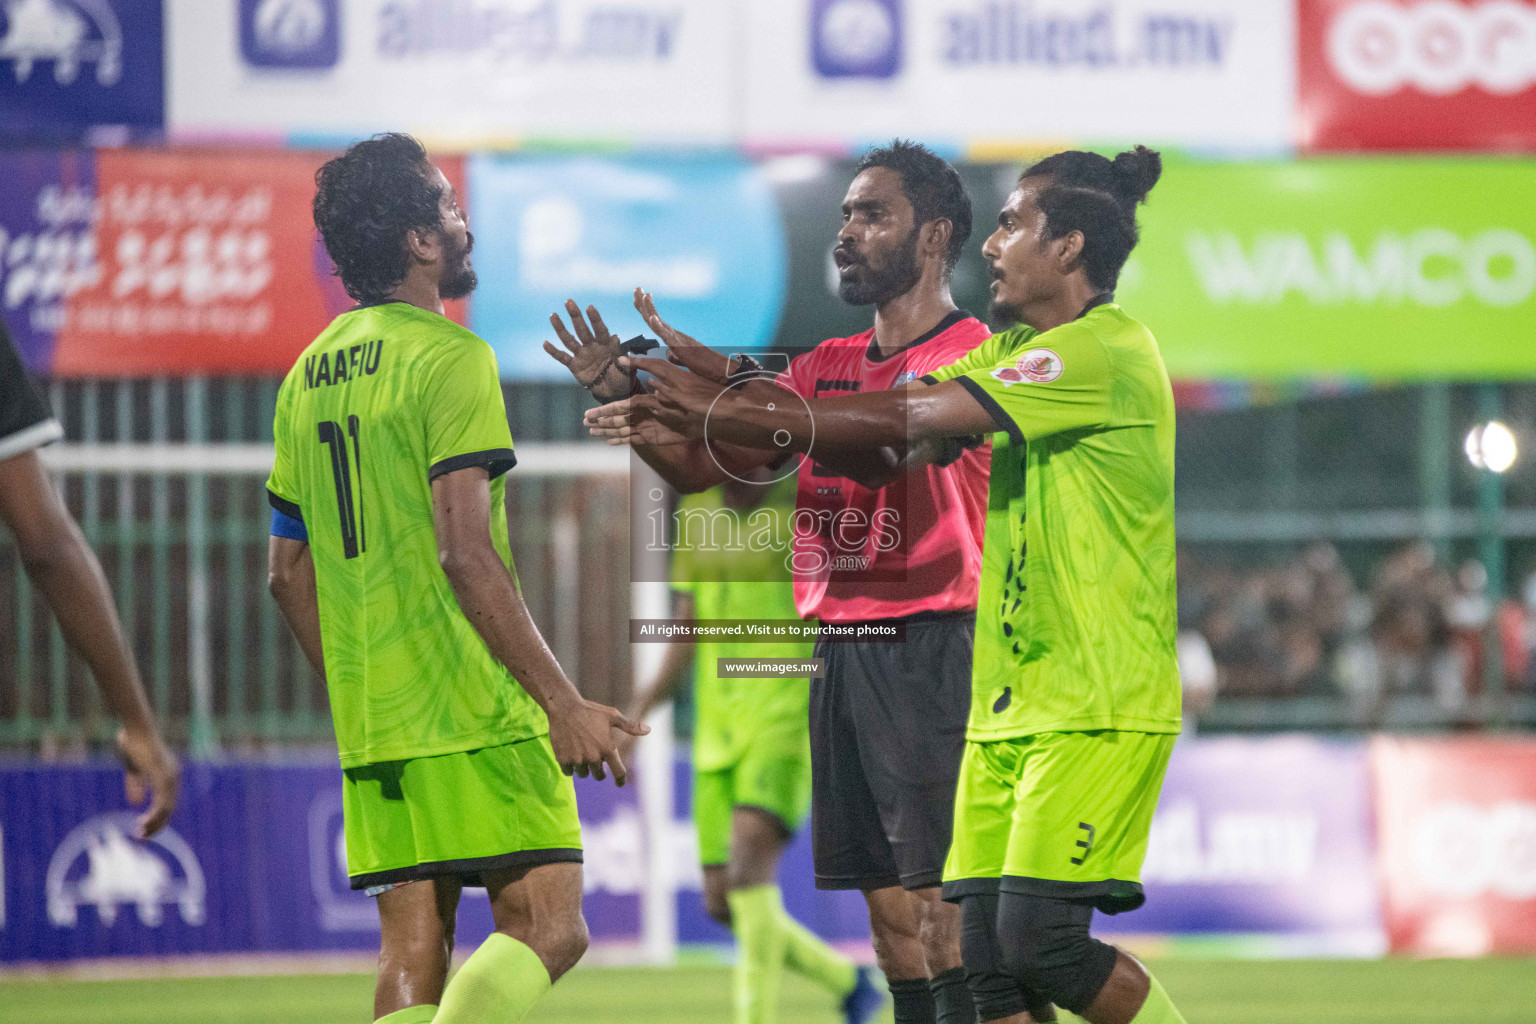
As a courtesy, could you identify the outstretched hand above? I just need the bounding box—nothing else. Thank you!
[603,350,730,446]
[576,289,754,445]
[584,395,699,447]
[632,289,737,384]
[543,300,634,402]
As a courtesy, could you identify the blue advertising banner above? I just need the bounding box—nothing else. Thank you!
[672,757,872,947]
[0,1,164,143]
[0,760,645,962]
[1100,736,1385,954]
[467,153,787,381]
[1,739,1385,963]
[0,150,95,374]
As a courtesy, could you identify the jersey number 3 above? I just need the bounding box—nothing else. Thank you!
[318,416,366,559]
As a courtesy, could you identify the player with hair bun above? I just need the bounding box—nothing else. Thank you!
[593,144,1190,1024]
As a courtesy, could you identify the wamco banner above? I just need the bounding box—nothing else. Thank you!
[1118,158,1536,380]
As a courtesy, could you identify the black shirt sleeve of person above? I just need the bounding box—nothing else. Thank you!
[0,318,63,461]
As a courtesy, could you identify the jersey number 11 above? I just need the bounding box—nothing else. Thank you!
[318,416,366,559]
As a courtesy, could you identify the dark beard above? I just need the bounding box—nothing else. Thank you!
[988,294,1023,326]
[836,227,922,306]
[440,230,478,300]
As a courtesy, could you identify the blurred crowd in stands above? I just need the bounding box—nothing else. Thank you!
[1177,542,1535,727]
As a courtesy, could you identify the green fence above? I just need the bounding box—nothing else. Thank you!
[7,377,1536,750]
[0,378,634,755]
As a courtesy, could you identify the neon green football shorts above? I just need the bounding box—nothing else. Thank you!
[693,723,812,867]
[342,734,583,892]
[941,730,1175,914]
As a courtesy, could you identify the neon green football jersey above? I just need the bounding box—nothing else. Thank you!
[925,304,1181,739]
[266,302,545,768]
[671,477,813,773]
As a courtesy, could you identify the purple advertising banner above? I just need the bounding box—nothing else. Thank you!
[0,150,95,374]
[2,738,1384,964]
[0,0,165,144]
[0,760,642,963]
[672,758,871,947]
[1099,736,1384,953]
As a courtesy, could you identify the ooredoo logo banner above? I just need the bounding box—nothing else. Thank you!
[1372,737,1536,956]
[1300,0,1536,151]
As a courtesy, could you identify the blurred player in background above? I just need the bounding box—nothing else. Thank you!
[267,133,645,1024]
[590,145,1188,1024]
[622,469,882,1024]
[0,316,179,839]
[549,141,996,1024]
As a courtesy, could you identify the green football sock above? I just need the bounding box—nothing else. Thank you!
[376,1007,437,1024]
[1130,973,1188,1024]
[728,885,791,1024]
[433,933,551,1024]
[776,895,857,996]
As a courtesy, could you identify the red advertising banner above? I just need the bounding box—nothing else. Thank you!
[1299,0,1536,151]
[51,149,467,377]
[1373,736,1536,955]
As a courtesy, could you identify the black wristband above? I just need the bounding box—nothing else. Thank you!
[727,354,765,388]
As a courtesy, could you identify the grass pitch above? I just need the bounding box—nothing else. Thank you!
[3,958,1533,1024]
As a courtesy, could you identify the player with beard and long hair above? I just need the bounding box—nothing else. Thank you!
[548,140,1016,1024]
[267,133,646,1024]
[589,145,1187,1024]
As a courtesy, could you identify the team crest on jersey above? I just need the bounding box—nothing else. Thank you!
[895,370,919,386]
[991,348,1063,387]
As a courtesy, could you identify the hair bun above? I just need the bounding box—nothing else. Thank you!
[1111,145,1162,204]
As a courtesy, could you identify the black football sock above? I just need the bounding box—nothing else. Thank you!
[890,976,939,1024]
[931,966,977,1024]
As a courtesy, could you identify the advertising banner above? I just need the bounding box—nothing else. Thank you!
[1098,736,1383,951]
[0,756,872,962]
[166,0,734,144]
[0,761,644,962]
[9,737,1476,962]
[0,0,164,143]
[45,147,468,377]
[0,150,95,374]
[1117,158,1536,379]
[1299,0,1536,152]
[672,758,873,946]
[1372,737,1536,956]
[468,153,787,380]
[743,0,1295,148]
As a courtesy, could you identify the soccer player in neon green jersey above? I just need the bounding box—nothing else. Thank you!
[588,145,1187,1024]
[266,134,646,1024]
[622,470,879,1024]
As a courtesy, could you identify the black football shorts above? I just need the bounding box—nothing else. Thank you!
[809,611,974,891]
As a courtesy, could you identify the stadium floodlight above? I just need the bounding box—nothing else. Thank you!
[1465,420,1518,474]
